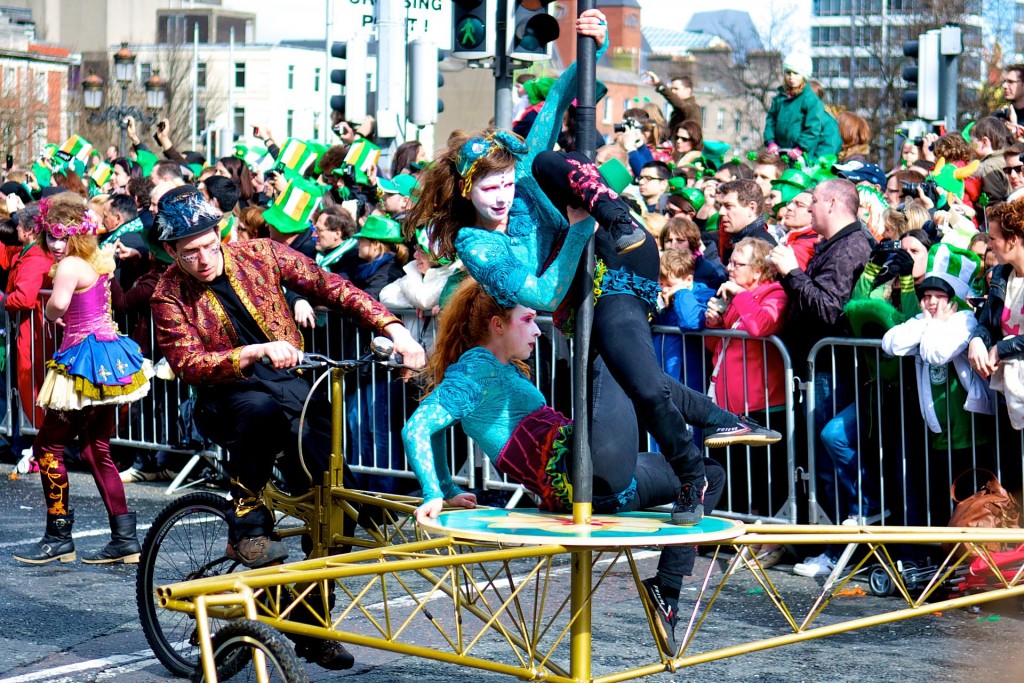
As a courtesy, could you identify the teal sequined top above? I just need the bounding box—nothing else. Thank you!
[401,347,546,503]
[455,42,608,311]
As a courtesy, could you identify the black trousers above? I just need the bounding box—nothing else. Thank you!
[196,373,346,543]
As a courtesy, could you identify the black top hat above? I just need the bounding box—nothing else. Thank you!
[157,185,222,242]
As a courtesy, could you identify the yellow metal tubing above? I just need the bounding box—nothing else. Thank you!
[570,501,593,683]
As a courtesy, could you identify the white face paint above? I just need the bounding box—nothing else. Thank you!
[469,169,515,229]
[45,233,67,261]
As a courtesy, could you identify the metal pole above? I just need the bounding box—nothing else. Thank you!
[570,4,597,683]
[324,0,332,145]
[494,0,512,130]
[571,1,596,520]
[226,26,235,157]
[191,21,199,151]
[376,0,407,140]
[119,83,128,156]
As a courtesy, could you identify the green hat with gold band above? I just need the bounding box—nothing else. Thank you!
[263,176,324,234]
[353,214,403,243]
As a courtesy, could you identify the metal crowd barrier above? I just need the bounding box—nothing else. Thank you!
[4,293,1021,529]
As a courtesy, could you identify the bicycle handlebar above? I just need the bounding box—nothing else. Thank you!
[259,336,409,373]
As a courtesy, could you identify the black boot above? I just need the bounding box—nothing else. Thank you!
[81,512,141,564]
[13,511,76,564]
[532,150,646,254]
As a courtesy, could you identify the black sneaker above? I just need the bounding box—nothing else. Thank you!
[295,639,355,670]
[703,415,782,448]
[606,215,647,254]
[671,482,704,526]
[640,577,678,654]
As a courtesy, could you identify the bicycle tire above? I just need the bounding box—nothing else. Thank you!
[191,620,309,683]
[137,491,237,677]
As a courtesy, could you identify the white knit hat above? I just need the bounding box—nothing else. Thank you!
[783,52,813,79]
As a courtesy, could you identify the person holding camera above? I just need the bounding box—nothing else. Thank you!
[644,72,701,132]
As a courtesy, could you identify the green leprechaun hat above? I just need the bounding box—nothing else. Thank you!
[276,138,320,180]
[344,138,381,185]
[918,242,982,309]
[263,176,324,234]
[353,214,403,243]
[667,179,706,213]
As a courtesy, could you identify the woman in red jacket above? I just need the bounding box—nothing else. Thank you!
[2,208,53,437]
[704,237,789,555]
[705,238,788,413]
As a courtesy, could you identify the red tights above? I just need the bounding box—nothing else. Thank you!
[34,405,127,517]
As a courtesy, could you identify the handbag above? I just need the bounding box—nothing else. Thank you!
[946,468,1021,554]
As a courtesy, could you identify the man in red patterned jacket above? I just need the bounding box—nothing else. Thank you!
[151,185,425,669]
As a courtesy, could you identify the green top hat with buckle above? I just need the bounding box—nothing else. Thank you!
[353,214,403,243]
[263,176,324,234]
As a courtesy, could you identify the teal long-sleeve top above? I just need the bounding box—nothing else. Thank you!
[401,347,546,504]
[454,40,608,312]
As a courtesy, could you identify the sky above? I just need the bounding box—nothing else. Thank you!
[231,0,812,49]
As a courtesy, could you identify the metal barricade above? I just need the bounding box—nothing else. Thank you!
[806,337,1024,528]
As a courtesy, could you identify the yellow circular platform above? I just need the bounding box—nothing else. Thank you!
[419,508,746,547]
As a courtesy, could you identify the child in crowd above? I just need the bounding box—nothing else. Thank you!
[882,243,993,523]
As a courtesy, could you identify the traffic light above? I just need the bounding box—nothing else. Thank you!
[408,40,445,126]
[330,35,369,124]
[902,30,940,120]
[452,0,495,60]
[508,0,559,62]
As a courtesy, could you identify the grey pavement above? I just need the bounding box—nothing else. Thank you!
[1,465,1023,682]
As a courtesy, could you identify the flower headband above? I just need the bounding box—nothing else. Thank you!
[33,198,100,239]
[456,130,528,197]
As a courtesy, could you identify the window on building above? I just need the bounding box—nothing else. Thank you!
[234,62,246,88]
[197,61,207,88]
[34,70,46,101]
[314,67,321,92]
[716,108,725,130]
[197,106,207,133]
[313,111,320,140]
[3,67,15,96]
[140,62,153,82]
[287,65,295,89]
[286,109,294,137]
[233,106,245,139]
[734,110,742,134]
[602,97,613,124]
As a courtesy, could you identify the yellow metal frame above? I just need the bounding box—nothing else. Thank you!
[158,512,1024,683]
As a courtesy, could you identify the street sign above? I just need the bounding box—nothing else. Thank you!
[334,0,453,50]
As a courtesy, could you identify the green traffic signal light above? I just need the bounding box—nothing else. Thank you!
[456,16,485,51]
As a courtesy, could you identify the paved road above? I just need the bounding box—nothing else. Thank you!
[2,465,1023,682]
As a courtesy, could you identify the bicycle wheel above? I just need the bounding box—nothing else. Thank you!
[191,620,309,683]
[137,491,238,677]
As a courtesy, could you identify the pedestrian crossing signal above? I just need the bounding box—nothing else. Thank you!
[452,0,495,61]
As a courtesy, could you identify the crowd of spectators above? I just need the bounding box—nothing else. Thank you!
[1,49,1024,579]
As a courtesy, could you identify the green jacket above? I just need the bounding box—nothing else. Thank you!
[820,111,842,160]
[763,85,828,160]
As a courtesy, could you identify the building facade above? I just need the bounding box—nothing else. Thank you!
[0,9,73,163]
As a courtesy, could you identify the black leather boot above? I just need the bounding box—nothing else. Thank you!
[13,511,76,564]
[81,512,141,564]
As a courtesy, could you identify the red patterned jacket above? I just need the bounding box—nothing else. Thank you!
[151,238,399,385]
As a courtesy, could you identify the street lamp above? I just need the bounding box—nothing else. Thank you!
[83,42,166,156]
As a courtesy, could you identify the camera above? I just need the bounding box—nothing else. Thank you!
[995,108,1011,121]
[913,136,924,146]
[158,120,167,133]
[613,116,642,134]
[900,179,939,204]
